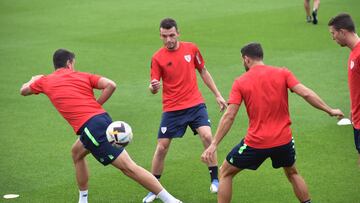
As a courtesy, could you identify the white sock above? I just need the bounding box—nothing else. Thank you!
[78,190,88,203]
[157,189,179,203]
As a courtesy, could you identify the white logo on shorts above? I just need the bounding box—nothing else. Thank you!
[184,55,191,63]
[161,127,167,134]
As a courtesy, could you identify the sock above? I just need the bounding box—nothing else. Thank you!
[157,189,178,203]
[78,190,88,203]
[302,200,311,203]
[208,166,218,182]
[313,8,317,13]
[154,174,161,180]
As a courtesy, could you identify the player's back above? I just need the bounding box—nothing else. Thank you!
[235,65,299,148]
[30,68,105,133]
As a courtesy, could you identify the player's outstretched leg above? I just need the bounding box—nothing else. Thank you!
[112,149,182,203]
[283,165,311,203]
[198,126,219,193]
[71,139,90,203]
[218,161,241,203]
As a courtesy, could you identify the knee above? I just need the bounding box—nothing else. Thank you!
[200,133,213,147]
[219,166,226,179]
[284,167,299,181]
[71,145,85,163]
[156,143,170,155]
[219,165,231,179]
[71,147,79,162]
[117,158,138,176]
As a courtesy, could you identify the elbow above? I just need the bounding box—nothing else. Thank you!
[20,87,28,96]
[301,93,311,100]
[109,80,117,91]
[224,112,236,122]
[20,90,26,96]
[228,115,236,122]
[300,89,314,100]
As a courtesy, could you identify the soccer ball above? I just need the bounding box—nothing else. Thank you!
[106,121,133,147]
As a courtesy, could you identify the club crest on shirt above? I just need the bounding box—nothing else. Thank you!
[184,55,191,63]
[350,60,355,70]
[161,127,167,134]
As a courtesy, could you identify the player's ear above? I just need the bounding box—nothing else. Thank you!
[66,59,75,70]
[243,56,249,63]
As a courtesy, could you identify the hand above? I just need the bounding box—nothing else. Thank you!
[216,96,227,112]
[149,79,161,93]
[201,143,217,164]
[329,109,344,119]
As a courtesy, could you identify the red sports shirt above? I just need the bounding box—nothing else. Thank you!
[228,65,300,148]
[30,68,106,134]
[151,42,205,112]
[348,42,360,129]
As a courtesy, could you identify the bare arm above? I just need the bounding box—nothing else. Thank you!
[201,104,240,163]
[199,67,227,111]
[20,75,44,96]
[291,83,344,118]
[96,77,116,105]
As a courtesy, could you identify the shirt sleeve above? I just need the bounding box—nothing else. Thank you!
[194,45,205,70]
[29,76,45,94]
[283,68,300,88]
[228,80,243,105]
[150,57,161,81]
[88,73,102,88]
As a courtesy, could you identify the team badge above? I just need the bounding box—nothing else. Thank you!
[350,60,355,70]
[184,55,191,63]
[161,127,167,134]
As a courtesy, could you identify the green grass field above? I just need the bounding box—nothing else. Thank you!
[1,0,360,202]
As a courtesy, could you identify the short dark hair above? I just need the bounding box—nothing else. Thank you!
[53,49,75,69]
[328,13,356,32]
[160,18,178,30]
[241,42,264,60]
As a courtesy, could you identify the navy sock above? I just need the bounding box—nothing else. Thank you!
[208,166,218,182]
[302,199,311,203]
[154,174,161,180]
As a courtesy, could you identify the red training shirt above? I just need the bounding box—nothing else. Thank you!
[348,42,360,129]
[30,68,106,134]
[151,42,205,112]
[228,65,300,148]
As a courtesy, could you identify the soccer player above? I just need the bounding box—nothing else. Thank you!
[328,13,360,167]
[201,43,344,203]
[304,0,320,24]
[142,18,227,202]
[20,49,182,203]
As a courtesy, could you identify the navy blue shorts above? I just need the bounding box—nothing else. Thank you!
[353,128,360,154]
[78,113,124,166]
[226,139,296,170]
[158,103,211,139]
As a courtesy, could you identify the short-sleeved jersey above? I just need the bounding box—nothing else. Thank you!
[30,68,106,134]
[348,42,360,129]
[151,42,205,112]
[228,65,300,149]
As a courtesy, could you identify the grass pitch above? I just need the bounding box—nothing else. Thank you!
[1,0,359,202]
